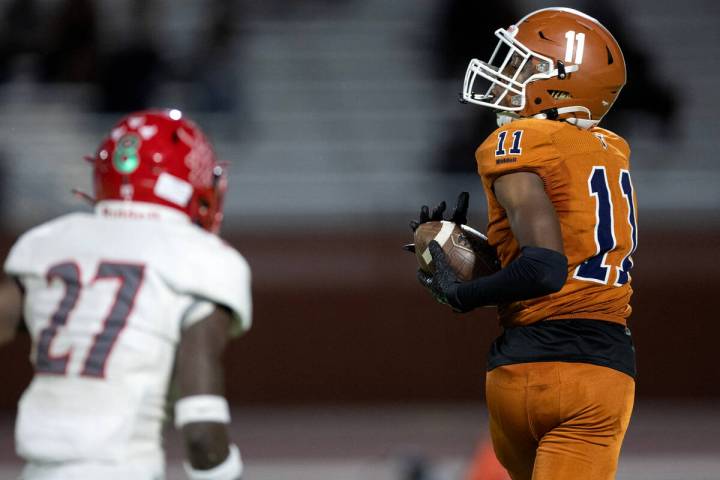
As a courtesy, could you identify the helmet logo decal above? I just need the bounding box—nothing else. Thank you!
[139,125,158,140]
[111,126,126,141]
[127,116,145,129]
[113,133,142,174]
[177,127,215,188]
[564,31,586,64]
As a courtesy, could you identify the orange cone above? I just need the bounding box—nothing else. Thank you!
[465,439,511,480]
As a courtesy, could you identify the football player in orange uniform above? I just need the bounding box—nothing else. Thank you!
[414,8,637,480]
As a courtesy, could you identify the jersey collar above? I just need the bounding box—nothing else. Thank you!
[496,107,599,129]
[95,200,191,224]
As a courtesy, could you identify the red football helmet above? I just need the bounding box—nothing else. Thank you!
[92,109,227,233]
[462,7,626,128]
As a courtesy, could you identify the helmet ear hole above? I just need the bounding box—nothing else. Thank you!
[606,47,614,65]
[198,197,209,213]
[534,97,542,105]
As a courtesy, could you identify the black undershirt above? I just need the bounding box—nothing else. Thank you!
[487,318,636,378]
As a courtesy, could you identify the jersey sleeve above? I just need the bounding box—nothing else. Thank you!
[4,220,63,279]
[160,232,252,337]
[4,236,31,278]
[476,121,561,187]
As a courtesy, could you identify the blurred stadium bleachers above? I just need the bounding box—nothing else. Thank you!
[0,1,718,479]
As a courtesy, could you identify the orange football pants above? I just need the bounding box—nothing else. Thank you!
[486,362,634,480]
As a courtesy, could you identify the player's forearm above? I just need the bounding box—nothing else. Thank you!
[0,278,23,346]
[176,395,242,479]
[0,325,16,346]
[451,246,567,310]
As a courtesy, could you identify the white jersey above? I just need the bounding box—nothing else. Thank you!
[4,201,252,471]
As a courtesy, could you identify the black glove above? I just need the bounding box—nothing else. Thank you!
[409,191,469,231]
[404,192,470,253]
[448,191,469,225]
[416,241,466,312]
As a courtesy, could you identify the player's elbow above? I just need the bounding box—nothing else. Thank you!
[523,247,568,296]
[0,327,16,347]
[536,267,566,294]
[534,252,568,295]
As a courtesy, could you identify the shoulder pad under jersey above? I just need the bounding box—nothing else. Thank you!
[4,213,86,278]
[157,229,252,336]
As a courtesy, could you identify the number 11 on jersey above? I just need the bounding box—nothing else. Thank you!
[574,167,637,286]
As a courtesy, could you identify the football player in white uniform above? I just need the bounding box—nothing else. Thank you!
[0,109,250,480]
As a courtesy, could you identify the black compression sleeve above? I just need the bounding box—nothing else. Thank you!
[450,246,568,311]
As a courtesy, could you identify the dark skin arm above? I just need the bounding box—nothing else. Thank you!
[417,174,566,310]
[0,278,23,347]
[175,305,233,470]
[493,171,564,253]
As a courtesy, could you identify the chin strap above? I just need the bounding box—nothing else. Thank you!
[74,155,98,205]
[496,106,599,129]
[563,117,599,129]
[548,62,579,79]
[496,113,519,127]
[72,189,97,205]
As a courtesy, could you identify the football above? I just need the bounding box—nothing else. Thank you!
[414,221,500,281]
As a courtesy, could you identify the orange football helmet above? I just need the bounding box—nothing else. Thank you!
[462,7,626,128]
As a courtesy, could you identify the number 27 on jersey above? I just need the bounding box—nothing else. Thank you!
[36,261,145,378]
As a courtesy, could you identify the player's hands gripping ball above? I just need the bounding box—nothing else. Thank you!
[405,192,499,310]
[417,241,464,310]
[408,191,469,235]
[403,191,469,257]
[406,192,498,281]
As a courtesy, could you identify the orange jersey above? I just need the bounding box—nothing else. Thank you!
[476,118,638,327]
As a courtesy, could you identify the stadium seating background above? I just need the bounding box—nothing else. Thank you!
[0,0,718,478]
